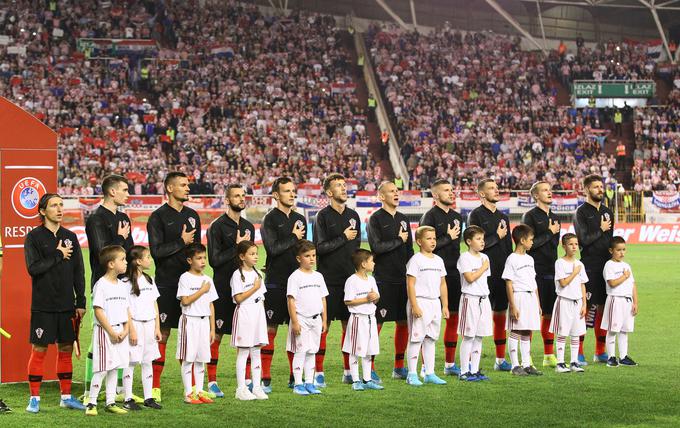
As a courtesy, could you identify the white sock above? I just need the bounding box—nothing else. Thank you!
[520,335,531,368]
[470,337,483,374]
[250,347,262,387]
[508,332,520,367]
[361,357,372,382]
[460,336,474,374]
[141,362,153,400]
[89,371,106,404]
[349,354,360,382]
[606,331,617,358]
[105,370,118,405]
[407,340,422,374]
[556,336,567,364]
[303,353,315,384]
[181,361,193,396]
[293,352,305,385]
[193,362,205,392]
[570,337,580,364]
[422,338,436,375]
[236,348,249,388]
[617,332,628,358]
[123,366,134,400]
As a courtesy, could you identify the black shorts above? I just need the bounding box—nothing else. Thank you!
[30,310,76,346]
[264,284,290,325]
[214,293,236,335]
[326,284,350,322]
[445,274,462,312]
[157,286,182,329]
[488,276,509,312]
[536,274,557,314]
[584,267,607,306]
[375,280,408,323]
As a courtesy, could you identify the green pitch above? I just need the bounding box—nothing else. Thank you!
[1,244,679,427]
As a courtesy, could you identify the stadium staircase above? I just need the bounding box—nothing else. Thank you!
[339,31,395,180]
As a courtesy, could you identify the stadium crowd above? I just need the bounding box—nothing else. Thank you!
[368,25,616,192]
[0,1,379,195]
[631,89,680,192]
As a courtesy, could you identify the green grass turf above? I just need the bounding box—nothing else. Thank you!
[1,244,679,427]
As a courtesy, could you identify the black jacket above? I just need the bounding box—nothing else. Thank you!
[367,208,414,284]
[261,207,307,287]
[25,225,86,312]
[574,201,614,267]
[468,205,513,278]
[207,213,255,295]
[147,203,201,288]
[419,205,462,275]
[313,205,361,286]
[522,207,560,274]
[85,205,134,287]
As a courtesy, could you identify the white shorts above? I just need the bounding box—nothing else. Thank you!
[287,314,322,354]
[231,301,269,348]
[601,295,635,333]
[549,296,587,337]
[342,313,380,358]
[92,324,130,373]
[458,294,493,337]
[129,319,161,364]
[176,314,211,363]
[507,291,541,331]
[407,297,442,342]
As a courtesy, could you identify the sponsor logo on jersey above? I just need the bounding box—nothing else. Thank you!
[11,177,47,219]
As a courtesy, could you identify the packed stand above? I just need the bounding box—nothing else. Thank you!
[368,25,615,191]
[631,90,680,192]
[0,1,379,195]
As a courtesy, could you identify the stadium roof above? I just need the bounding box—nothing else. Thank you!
[256,0,679,61]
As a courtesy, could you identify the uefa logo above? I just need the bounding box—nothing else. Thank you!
[11,177,47,219]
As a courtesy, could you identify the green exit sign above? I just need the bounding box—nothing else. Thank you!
[573,81,655,98]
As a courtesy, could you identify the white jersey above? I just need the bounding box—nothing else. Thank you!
[603,260,635,297]
[502,253,537,292]
[126,275,160,321]
[92,277,130,326]
[344,274,379,315]
[406,252,446,299]
[457,252,490,296]
[554,258,589,300]
[177,272,219,317]
[287,269,329,317]
[230,268,266,304]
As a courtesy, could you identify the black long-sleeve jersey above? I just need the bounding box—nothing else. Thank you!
[25,225,86,312]
[574,201,614,267]
[522,207,560,274]
[468,205,513,278]
[367,208,414,283]
[261,207,307,287]
[147,203,201,288]
[313,205,361,286]
[419,205,462,275]
[207,213,255,295]
[85,205,134,287]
